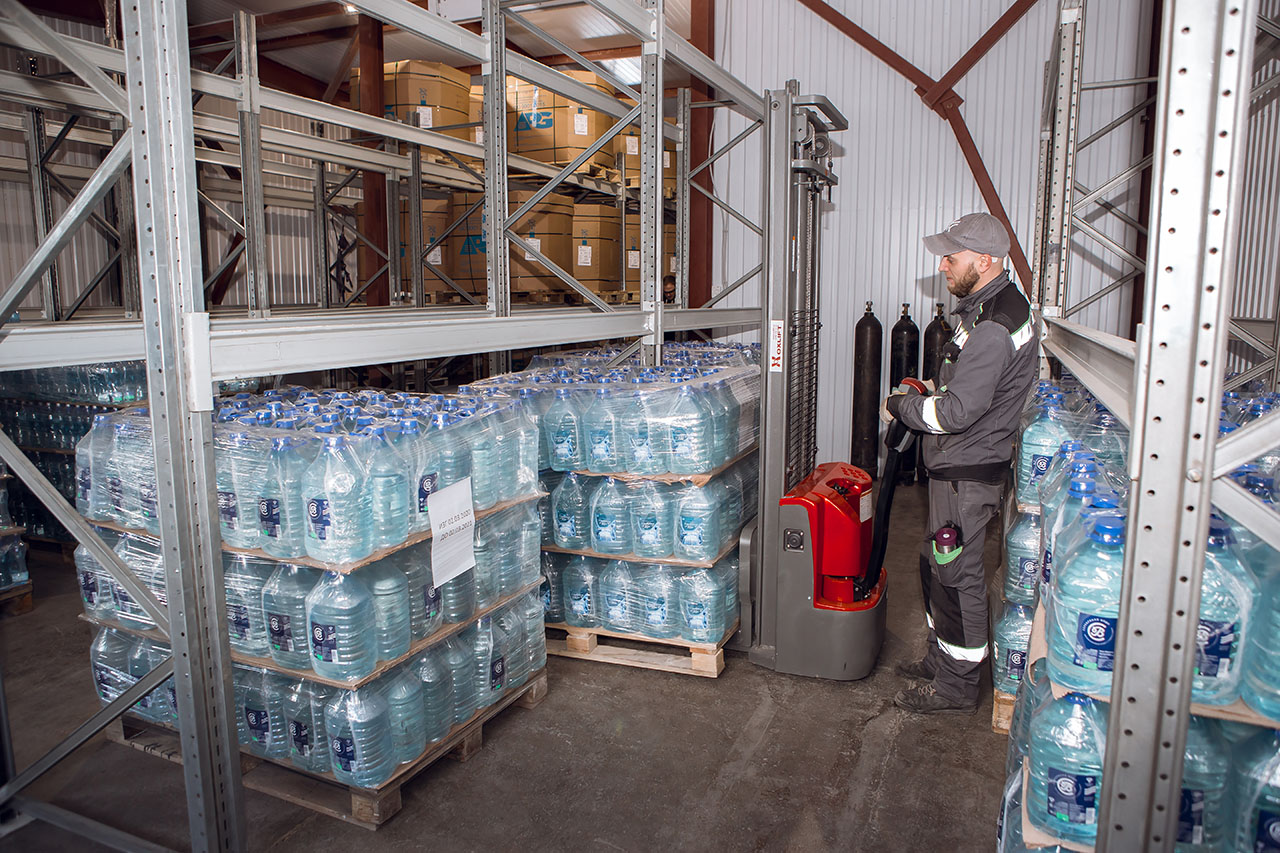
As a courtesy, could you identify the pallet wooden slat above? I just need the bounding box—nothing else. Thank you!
[0,581,33,616]
[545,619,738,678]
[992,689,1015,735]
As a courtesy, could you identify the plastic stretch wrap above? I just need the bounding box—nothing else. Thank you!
[110,534,167,630]
[1026,692,1107,845]
[0,534,28,591]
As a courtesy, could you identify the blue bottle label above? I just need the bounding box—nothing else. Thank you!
[589,430,612,463]
[288,718,311,757]
[306,497,331,541]
[1029,454,1052,482]
[259,497,281,538]
[555,508,577,540]
[1178,788,1205,845]
[1256,809,1280,853]
[77,466,91,501]
[1194,618,1237,678]
[424,584,441,618]
[646,596,668,625]
[569,588,591,616]
[684,599,708,631]
[670,426,692,457]
[1005,648,1026,682]
[168,685,178,712]
[218,490,239,530]
[594,511,620,544]
[227,603,250,639]
[139,482,157,520]
[93,664,113,695]
[417,472,438,513]
[332,735,355,771]
[606,592,627,622]
[80,571,98,604]
[490,655,505,692]
[107,477,123,510]
[629,432,652,463]
[1073,613,1117,671]
[552,430,576,461]
[679,515,706,547]
[1041,549,1053,585]
[1018,557,1038,588]
[636,515,661,546]
[245,706,269,742]
[267,611,292,652]
[311,621,338,662]
[1046,768,1097,826]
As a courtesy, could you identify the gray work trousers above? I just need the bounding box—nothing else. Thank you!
[918,477,1003,704]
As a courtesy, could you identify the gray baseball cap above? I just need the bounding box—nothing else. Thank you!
[923,212,1011,257]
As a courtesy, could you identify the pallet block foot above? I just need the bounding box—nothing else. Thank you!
[516,671,549,709]
[0,582,33,617]
[449,728,484,763]
[690,648,725,676]
[992,689,1016,735]
[565,631,597,653]
[351,787,402,826]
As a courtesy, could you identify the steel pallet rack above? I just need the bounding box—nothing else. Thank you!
[0,0,796,849]
[1026,0,1280,849]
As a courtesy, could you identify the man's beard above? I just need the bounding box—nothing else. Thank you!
[948,264,980,298]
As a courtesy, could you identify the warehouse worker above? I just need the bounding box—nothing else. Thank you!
[881,212,1038,715]
[662,275,677,304]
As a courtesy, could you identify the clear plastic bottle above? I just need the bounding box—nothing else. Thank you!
[636,563,680,640]
[561,555,600,628]
[1046,515,1126,696]
[1175,715,1230,852]
[590,477,632,556]
[993,602,1034,695]
[1227,729,1280,852]
[362,425,409,550]
[395,545,441,641]
[621,381,666,475]
[414,646,454,744]
[674,484,722,563]
[1027,693,1107,845]
[1018,405,1076,506]
[258,434,311,559]
[551,472,590,550]
[630,481,674,559]
[678,567,725,643]
[1041,475,1098,596]
[442,630,478,724]
[427,412,471,492]
[305,570,379,681]
[544,388,585,472]
[216,429,267,550]
[111,534,168,631]
[283,679,334,774]
[223,553,273,658]
[461,408,499,511]
[1192,517,1258,705]
[598,559,637,634]
[236,667,292,760]
[261,563,322,671]
[1006,659,1052,780]
[395,418,432,535]
[302,434,372,564]
[75,543,116,621]
[498,605,530,689]
[584,388,622,473]
[715,553,740,626]
[1004,510,1042,607]
[521,590,547,672]
[324,687,396,788]
[383,665,427,764]
[1242,568,1280,720]
[472,615,505,709]
[541,552,566,623]
[75,413,115,520]
[666,385,714,474]
[90,626,134,705]
[127,636,172,724]
[365,560,412,663]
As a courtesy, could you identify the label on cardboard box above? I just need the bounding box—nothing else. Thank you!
[524,236,542,261]
[474,127,484,145]
[627,249,640,269]
[664,150,671,168]
[626,136,639,155]
[577,244,592,266]
[670,256,677,273]
[417,106,434,128]
[574,112,589,136]
[427,246,443,266]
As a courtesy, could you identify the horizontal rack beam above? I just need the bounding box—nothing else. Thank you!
[1041,316,1137,428]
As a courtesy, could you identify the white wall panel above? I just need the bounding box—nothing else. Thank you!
[710,0,1154,465]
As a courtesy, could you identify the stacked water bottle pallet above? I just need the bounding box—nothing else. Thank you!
[996,376,1280,852]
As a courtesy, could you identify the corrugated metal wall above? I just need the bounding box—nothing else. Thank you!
[709,0,1155,465]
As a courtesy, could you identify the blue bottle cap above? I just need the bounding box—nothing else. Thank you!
[355,415,376,428]
[1207,517,1235,549]
[1062,693,1094,707]
[1087,491,1122,510]
[1089,516,1126,545]
[314,423,335,434]
[1245,474,1276,502]
[1068,477,1097,496]
[1067,459,1098,477]
[324,435,346,448]
[597,388,610,397]
[271,436,295,451]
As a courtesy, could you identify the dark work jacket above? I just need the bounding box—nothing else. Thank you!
[887,272,1039,483]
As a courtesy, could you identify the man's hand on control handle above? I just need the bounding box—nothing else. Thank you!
[880,378,929,425]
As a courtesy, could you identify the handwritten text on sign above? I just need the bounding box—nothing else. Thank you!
[429,478,476,587]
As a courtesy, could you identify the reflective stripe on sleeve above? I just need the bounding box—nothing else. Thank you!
[922,397,948,434]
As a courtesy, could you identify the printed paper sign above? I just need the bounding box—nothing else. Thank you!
[573,112,589,136]
[524,236,542,261]
[769,319,785,372]
[474,127,484,145]
[669,256,677,273]
[577,244,593,266]
[627,250,640,269]
[416,106,434,128]
[663,150,671,168]
[427,246,443,266]
[626,136,639,155]
[429,478,475,587]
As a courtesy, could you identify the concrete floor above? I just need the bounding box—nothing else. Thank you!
[0,484,1007,852]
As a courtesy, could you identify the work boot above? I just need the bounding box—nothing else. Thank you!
[893,682,977,716]
[893,659,934,681]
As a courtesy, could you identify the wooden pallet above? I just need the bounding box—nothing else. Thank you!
[545,619,738,678]
[105,668,549,830]
[0,581,33,616]
[992,688,1015,735]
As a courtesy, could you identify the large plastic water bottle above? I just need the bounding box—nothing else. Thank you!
[283,679,334,774]
[1018,405,1076,506]
[1027,693,1107,844]
[302,435,372,564]
[584,389,623,473]
[362,425,409,551]
[666,385,714,474]
[90,626,134,705]
[258,435,310,559]
[1041,476,1100,596]
[394,546,441,641]
[993,602,1034,695]
[394,419,431,535]
[562,555,600,628]
[427,413,472,493]
[75,413,115,520]
[590,477,632,556]
[75,543,116,621]
[1242,572,1280,719]
[1227,729,1280,852]
[699,381,732,467]
[365,560,412,663]
[440,568,477,625]
[1006,659,1052,780]
[1192,517,1258,705]
[383,665,427,764]
[1004,511,1042,607]
[414,646,454,744]
[471,517,499,612]
[111,535,167,631]
[324,687,396,788]
[551,472,590,550]
[441,630,478,724]
[545,388,584,471]
[1175,715,1230,852]
[622,382,666,475]
[674,484,722,563]
[127,636,172,724]
[237,667,292,760]
[638,564,681,639]
[715,552,740,626]
[305,571,378,681]
[1036,441,1085,504]
[261,563,321,670]
[521,590,547,672]
[541,552,566,623]
[216,430,267,550]
[630,481,673,559]
[678,567,725,643]
[598,559,637,634]
[473,615,509,708]
[223,553,273,658]
[461,409,499,511]
[498,605,529,689]
[1046,515,1126,696]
